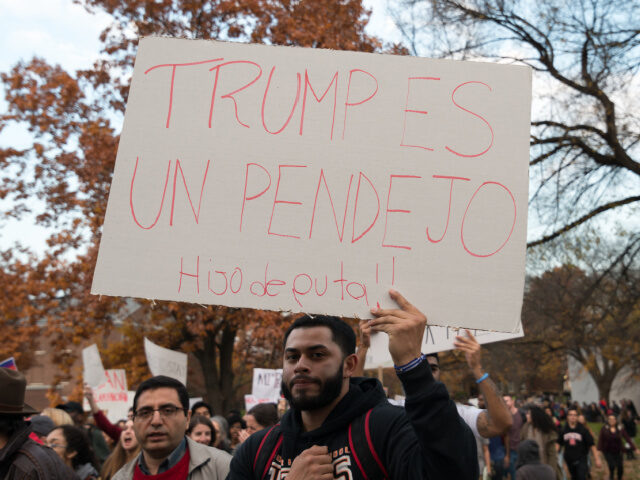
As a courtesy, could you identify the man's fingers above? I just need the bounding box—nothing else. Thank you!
[464,329,479,343]
[388,288,415,311]
[453,343,475,353]
[305,445,329,455]
[370,306,408,319]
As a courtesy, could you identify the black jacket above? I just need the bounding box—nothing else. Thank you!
[0,421,80,480]
[227,361,478,479]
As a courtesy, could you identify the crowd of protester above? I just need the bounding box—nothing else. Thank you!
[485,395,639,480]
[1,367,639,479]
[1,295,639,479]
[3,379,637,478]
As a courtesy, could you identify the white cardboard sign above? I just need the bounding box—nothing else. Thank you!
[82,344,107,388]
[144,337,188,385]
[366,323,524,369]
[83,369,132,423]
[244,394,276,412]
[251,368,282,403]
[92,37,531,332]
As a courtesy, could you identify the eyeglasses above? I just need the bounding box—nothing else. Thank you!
[47,442,67,449]
[134,404,186,421]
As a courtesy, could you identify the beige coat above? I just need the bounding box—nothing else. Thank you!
[520,422,562,480]
[112,436,231,480]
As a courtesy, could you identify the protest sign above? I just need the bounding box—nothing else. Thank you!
[82,344,107,388]
[92,37,531,332]
[83,369,132,423]
[144,337,188,385]
[251,368,282,403]
[366,322,524,369]
[0,357,17,370]
[244,394,277,412]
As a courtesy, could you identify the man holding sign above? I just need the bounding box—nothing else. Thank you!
[228,290,477,479]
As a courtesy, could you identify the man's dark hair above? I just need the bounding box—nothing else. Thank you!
[191,401,213,417]
[426,352,439,363]
[283,315,356,357]
[247,403,279,429]
[133,375,189,413]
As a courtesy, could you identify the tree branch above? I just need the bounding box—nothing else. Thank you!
[527,195,640,247]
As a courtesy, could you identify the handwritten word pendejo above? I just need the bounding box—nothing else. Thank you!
[93,38,531,332]
[130,160,515,258]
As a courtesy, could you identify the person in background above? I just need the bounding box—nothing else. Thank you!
[211,415,232,453]
[488,431,509,480]
[576,413,596,438]
[100,419,141,480]
[515,439,555,480]
[46,424,100,480]
[237,402,279,445]
[520,405,562,479]
[29,414,56,445]
[226,414,246,454]
[0,368,79,479]
[620,407,637,459]
[597,412,637,480]
[84,383,122,444]
[57,400,110,465]
[41,407,74,427]
[545,407,561,429]
[190,401,213,419]
[557,408,602,480]
[187,415,215,447]
[112,375,231,479]
[504,395,524,480]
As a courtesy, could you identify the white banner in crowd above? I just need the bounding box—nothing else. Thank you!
[251,368,282,403]
[366,323,524,369]
[92,37,531,332]
[82,344,107,388]
[144,337,188,386]
[244,394,276,412]
[83,369,133,423]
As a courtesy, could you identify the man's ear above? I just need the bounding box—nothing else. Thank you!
[185,410,192,432]
[343,353,359,378]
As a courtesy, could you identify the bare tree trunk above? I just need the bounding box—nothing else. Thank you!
[193,323,238,415]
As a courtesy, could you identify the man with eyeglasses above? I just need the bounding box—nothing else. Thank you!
[112,375,231,480]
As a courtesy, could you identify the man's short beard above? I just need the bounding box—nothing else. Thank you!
[281,364,344,411]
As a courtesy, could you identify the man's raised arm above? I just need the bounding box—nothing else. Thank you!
[369,290,478,479]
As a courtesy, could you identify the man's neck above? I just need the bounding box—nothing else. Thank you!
[142,451,168,475]
[568,421,577,429]
[300,384,349,432]
[0,433,8,450]
[510,406,518,415]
